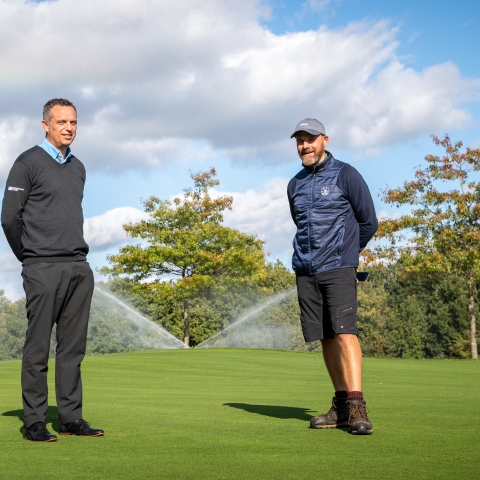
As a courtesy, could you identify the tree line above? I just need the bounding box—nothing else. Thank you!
[0,136,478,359]
[0,259,475,360]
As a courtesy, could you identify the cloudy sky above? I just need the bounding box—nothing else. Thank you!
[1,0,479,299]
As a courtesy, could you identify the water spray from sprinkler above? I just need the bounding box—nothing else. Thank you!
[196,288,296,348]
[95,286,189,349]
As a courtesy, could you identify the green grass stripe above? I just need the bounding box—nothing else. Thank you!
[0,350,478,479]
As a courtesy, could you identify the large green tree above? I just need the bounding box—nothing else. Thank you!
[366,136,480,359]
[101,168,266,346]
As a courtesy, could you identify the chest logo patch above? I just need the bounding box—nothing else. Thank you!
[320,186,330,196]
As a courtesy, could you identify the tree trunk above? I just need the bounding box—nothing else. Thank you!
[468,283,478,359]
[183,298,189,347]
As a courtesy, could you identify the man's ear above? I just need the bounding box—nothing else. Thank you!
[41,119,49,135]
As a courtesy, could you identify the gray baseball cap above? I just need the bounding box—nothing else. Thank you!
[290,118,326,138]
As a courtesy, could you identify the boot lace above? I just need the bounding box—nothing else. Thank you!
[349,402,369,422]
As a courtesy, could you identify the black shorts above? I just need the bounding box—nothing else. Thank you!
[296,267,358,342]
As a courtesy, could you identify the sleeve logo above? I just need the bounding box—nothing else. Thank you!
[8,186,24,191]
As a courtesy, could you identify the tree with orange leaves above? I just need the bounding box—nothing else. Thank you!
[364,136,480,359]
[101,168,265,347]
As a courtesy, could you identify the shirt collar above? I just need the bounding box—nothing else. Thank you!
[38,138,73,164]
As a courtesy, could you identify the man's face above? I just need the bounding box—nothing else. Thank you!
[42,105,77,150]
[296,131,329,168]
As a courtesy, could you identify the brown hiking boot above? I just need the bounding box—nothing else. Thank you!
[347,399,373,435]
[310,397,349,429]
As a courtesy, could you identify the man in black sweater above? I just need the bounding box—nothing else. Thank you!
[1,99,104,442]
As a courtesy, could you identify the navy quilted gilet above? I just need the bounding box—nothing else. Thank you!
[289,154,370,275]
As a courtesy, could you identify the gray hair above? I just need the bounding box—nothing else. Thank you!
[43,98,76,121]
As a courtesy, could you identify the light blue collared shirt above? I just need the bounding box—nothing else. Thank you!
[38,138,73,164]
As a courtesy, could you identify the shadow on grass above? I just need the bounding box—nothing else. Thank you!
[223,403,352,434]
[224,403,313,421]
[2,406,60,433]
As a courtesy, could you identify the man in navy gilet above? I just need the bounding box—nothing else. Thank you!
[1,99,104,441]
[287,118,378,435]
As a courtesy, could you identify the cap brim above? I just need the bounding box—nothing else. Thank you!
[290,128,324,138]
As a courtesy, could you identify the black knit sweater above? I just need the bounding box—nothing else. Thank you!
[1,146,89,264]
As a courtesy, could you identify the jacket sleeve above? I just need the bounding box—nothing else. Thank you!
[287,177,298,227]
[338,165,378,250]
[1,161,32,262]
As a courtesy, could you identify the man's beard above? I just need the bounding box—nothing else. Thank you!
[301,154,320,168]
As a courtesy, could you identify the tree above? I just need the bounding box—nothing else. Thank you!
[356,265,390,357]
[365,136,480,359]
[101,168,266,346]
[104,259,299,348]
[0,291,27,360]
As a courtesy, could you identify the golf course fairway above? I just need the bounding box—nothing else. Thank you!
[0,349,478,479]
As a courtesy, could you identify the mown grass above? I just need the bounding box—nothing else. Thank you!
[0,349,478,479]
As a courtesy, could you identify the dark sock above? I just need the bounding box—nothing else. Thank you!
[335,391,348,399]
[347,391,363,400]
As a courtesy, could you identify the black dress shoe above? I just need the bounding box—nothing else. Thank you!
[23,422,57,442]
[60,419,104,436]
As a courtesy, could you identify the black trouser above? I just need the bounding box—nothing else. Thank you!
[21,261,94,428]
[296,267,358,342]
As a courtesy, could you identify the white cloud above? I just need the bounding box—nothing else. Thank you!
[84,207,148,252]
[217,178,296,256]
[168,177,295,256]
[0,116,37,179]
[82,181,296,270]
[377,209,390,220]
[0,0,478,180]
[376,209,403,221]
